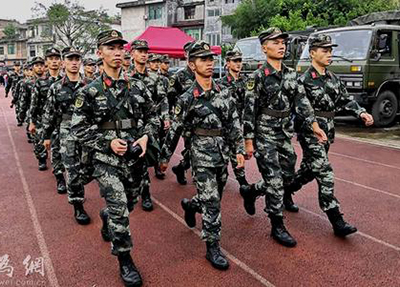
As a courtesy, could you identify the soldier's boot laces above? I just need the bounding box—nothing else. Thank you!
[73,202,91,225]
[141,186,153,212]
[326,207,357,237]
[55,174,67,194]
[269,214,297,248]
[118,252,143,287]
[239,184,257,215]
[38,158,47,171]
[99,208,111,242]
[283,189,299,212]
[172,163,187,185]
[206,241,229,270]
[154,165,166,180]
[181,198,197,228]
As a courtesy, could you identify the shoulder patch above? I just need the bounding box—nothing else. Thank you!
[169,78,175,87]
[89,87,98,96]
[175,104,182,115]
[75,95,84,108]
[246,79,255,91]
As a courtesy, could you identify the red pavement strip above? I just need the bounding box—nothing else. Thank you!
[0,87,399,287]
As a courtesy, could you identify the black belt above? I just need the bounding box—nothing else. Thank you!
[193,128,222,137]
[315,111,335,118]
[260,108,291,118]
[99,119,137,130]
[62,114,72,120]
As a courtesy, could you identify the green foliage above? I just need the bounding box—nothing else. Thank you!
[222,0,400,39]
[3,23,17,39]
[32,0,112,55]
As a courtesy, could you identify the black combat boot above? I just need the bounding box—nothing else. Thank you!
[17,121,23,127]
[283,189,299,212]
[206,241,229,270]
[269,214,297,247]
[237,176,249,187]
[38,158,47,171]
[239,184,257,215]
[141,186,153,211]
[154,165,165,180]
[55,174,67,194]
[181,198,197,228]
[99,208,111,242]
[326,207,357,237]
[73,202,91,225]
[117,252,143,287]
[172,163,187,185]
[27,134,33,143]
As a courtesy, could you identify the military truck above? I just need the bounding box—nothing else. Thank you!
[297,20,400,127]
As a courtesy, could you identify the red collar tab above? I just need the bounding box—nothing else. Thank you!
[193,88,200,98]
[264,68,270,76]
[311,71,318,79]
[104,76,112,87]
[227,75,232,83]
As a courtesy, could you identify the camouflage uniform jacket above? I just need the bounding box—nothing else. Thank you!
[161,81,245,168]
[19,76,37,122]
[70,71,159,168]
[41,76,87,140]
[30,72,62,125]
[167,66,195,110]
[131,68,169,121]
[298,65,366,141]
[243,61,312,140]
[6,71,23,95]
[11,77,25,105]
[217,72,247,121]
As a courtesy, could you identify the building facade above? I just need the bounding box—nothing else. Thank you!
[0,20,28,67]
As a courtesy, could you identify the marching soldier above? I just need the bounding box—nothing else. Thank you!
[94,58,104,78]
[5,61,22,99]
[217,50,249,188]
[11,63,29,126]
[71,30,159,287]
[41,47,91,225]
[17,63,34,142]
[160,40,245,270]
[286,34,374,237]
[29,48,65,194]
[122,51,131,72]
[159,55,170,77]
[147,54,161,73]
[240,28,313,247]
[130,39,169,209]
[167,41,195,185]
[83,58,97,82]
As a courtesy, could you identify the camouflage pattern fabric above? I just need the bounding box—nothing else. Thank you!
[5,71,23,96]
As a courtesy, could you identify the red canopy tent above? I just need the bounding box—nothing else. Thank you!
[124,26,221,58]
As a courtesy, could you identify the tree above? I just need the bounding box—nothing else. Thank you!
[222,0,400,39]
[3,23,17,39]
[32,0,113,55]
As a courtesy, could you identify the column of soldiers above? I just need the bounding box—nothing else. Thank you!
[4,27,374,287]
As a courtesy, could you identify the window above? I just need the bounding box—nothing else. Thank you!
[377,31,392,58]
[184,6,196,20]
[207,9,220,17]
[29,45,36,57]
[0,47,4,55]
[149,5,162,20]
[184,28,202,40]
[8,44,15,55]
[225,0,235,3]
[207,33,220,45]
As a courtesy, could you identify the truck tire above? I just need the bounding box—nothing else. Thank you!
[371,90,398,127]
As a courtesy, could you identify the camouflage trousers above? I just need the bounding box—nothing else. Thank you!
[190,165,228,243]
[253,136,297,217]
[295,134,340,211]
[230,152,246,182]
[32,124,47,161]
[178,137,191,170]
[50,129,65,177]
[93,159,146,255]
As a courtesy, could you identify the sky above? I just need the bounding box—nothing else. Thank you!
[0,0,121,23]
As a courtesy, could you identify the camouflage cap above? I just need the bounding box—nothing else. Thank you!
[124,51,131,59]
[31,56,45,65]
[45,47,61,58]
[97,30,127,47]
[225,50,242,61]
[13,61,21,66]
[183,41,195,53]
[62,47,82,59]
[308,34,338,48]
[188,40,216,58]
[160,55,170,63]
[83,58,96,66]
[96,58,103,66]
[258,27,289,44]
[131,39,149,50]
[148,54,161,62]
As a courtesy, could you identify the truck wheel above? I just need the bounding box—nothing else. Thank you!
[371,91,398,127]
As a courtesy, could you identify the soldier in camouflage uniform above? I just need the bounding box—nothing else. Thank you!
[167,41,195,185]
[83,58,96,82]
[41,47,91,225]
[217,50,249,188]
[159,55,170,78]
[130,39,169,209]
[71,30,159,287]
[11,64,30,126]
[285,34,374,237]
[160,41,245,270]
[240,28,315,248]
[5,61,22,99]
[19,58,46,145]
[94,58,104,78]
[147,54,161,73]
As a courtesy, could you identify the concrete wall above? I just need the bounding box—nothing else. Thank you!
[121,6,146,41]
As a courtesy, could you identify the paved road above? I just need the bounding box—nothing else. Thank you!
[0,87,399,287]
